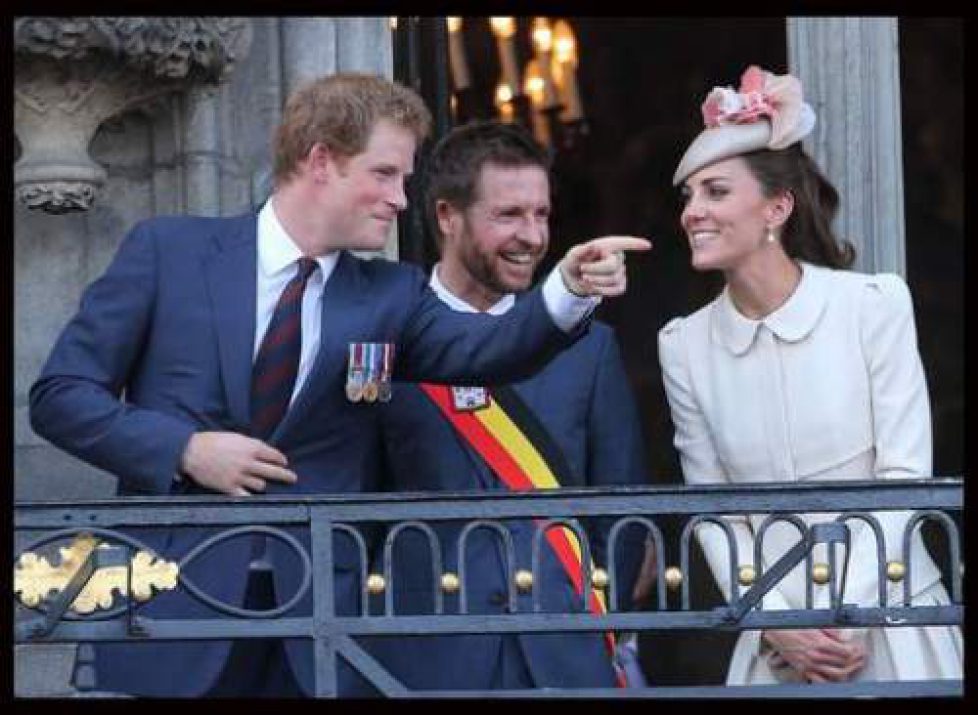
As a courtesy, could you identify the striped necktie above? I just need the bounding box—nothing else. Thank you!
[250,257,318,440]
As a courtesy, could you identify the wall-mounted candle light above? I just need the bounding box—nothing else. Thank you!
[446,17,471,92]
[490,17,521,98]
[530,17,559,110]
[552,19,583,123]
[494,82,515,123]
[436,17,586,150]
[523,59,551,148]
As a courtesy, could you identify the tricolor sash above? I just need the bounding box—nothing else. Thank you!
[420,382,624,686]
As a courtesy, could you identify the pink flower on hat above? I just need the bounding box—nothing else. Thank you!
[700,65,810,150]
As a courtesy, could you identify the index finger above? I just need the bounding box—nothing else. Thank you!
[587,236,652,254]
[254,442,289,466]
[252,463,299,484]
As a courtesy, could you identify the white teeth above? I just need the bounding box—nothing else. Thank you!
[502,253,532,265]
[690,232,716,249]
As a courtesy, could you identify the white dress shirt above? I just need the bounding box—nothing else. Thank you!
[255,200,338,404]
[429,260,596,331]
[428,264,515,315]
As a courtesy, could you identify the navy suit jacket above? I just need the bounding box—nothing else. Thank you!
[371,317,649,690]
[28,213,582,697]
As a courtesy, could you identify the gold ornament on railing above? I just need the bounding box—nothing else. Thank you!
[811,562,831,585]
[737,564,757,587]
[14,533,178,614]
[441,572,461,594]
[591,567,609,590]
[664,566,683,591]
[366,573,386,595]
[886,560,906,582]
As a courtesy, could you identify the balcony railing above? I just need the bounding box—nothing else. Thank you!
[14,478,963,698]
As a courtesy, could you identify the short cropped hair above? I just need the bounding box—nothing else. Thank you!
[423,120,551,246]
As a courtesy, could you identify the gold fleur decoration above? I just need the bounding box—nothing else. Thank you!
[14,533,178,614]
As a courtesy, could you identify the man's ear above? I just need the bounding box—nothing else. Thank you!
[435,199,462,240]
[307,142,335,183]
[766,189,795,230]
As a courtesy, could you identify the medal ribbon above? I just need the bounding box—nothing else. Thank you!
[420,383,623,685]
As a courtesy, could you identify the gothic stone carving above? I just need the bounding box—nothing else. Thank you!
[14,17,251,214]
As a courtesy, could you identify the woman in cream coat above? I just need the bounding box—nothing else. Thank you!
[659,65,962,685]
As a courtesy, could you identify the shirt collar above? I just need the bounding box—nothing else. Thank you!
[429,263,516,315]
[257,199,338,281]
[711,261,828,355]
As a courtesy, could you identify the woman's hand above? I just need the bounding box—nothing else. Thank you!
[762,628,867,683]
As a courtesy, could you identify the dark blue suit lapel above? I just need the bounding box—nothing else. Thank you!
[203,215,258,430]
[276,251,368,437]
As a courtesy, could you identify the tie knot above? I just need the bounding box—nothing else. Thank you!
[296,257,318,282]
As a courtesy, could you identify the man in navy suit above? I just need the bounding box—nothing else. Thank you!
[29,75,649,697]
[371,121,650,691]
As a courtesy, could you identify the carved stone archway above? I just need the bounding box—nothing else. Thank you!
[13,17,251,213]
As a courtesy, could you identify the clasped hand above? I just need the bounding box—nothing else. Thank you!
[762,628,867,683]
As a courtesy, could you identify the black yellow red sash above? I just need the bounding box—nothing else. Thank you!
[420,382,623,684]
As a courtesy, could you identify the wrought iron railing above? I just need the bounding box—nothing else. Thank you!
[14,479,964,698]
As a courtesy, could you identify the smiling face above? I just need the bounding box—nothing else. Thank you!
[321,119,417,251]
[439,163,551,310]
[679,155,788,273]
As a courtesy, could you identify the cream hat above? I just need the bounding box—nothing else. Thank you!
[672,65,816,186]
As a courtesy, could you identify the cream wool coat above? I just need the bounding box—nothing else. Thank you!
[658,261,962,684]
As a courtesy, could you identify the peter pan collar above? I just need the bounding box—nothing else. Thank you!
[710,261,828,355]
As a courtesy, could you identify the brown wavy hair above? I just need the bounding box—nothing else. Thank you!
[742,144,856,269]
[273,72,431,186]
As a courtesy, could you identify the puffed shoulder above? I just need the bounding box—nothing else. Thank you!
[658,316,685,339]
[859,271,915,318]
[657,316,687,367]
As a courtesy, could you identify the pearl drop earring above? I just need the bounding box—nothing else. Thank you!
[766,228,777,244]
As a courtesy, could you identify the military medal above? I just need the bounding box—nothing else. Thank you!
[345,343,364,402]
[378,343,394,402]
[451,385,490,411]
[362,382,379,402]
[362,342,379,403]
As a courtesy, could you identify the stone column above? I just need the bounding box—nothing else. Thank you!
[787,17,906,276]
[281,17,339,96]
[182,86,223,215]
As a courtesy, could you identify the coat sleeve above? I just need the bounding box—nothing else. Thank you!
[840,273,936,607]
[584,327,650,608]
[29,222,198,494]
[658,318,793,614]
[398,277,586,386]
